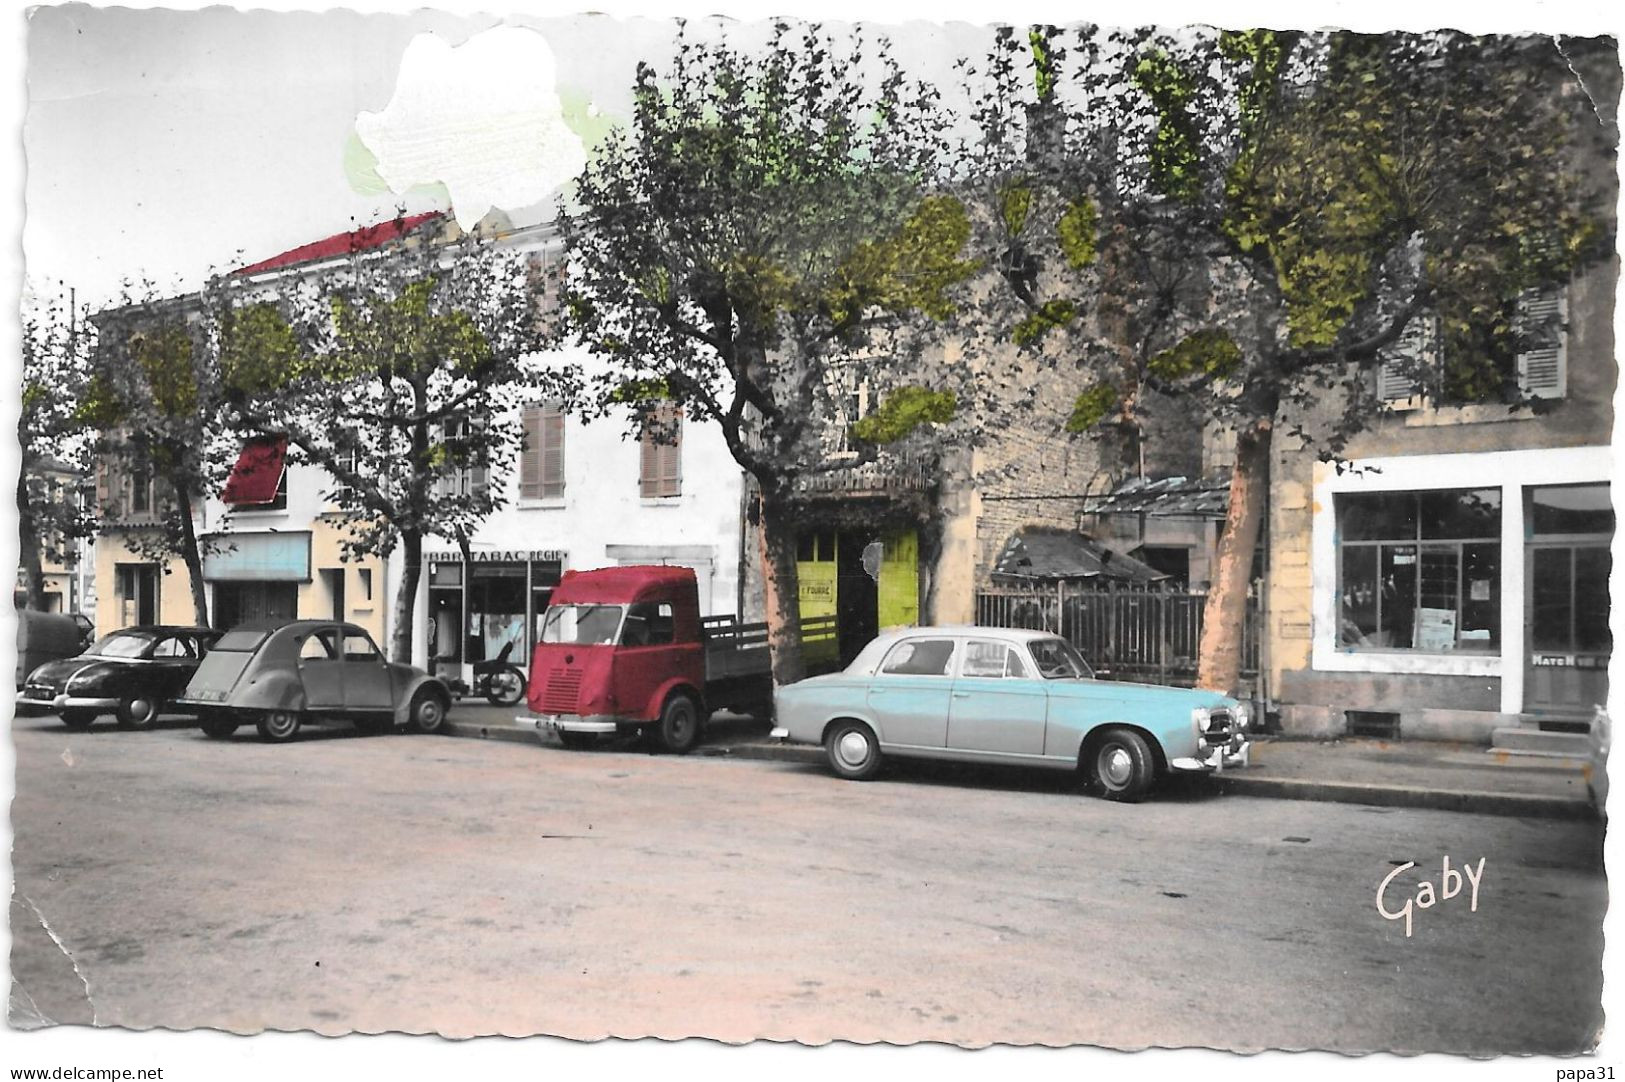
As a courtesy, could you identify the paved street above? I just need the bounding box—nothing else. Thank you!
[8,713,1605,1053]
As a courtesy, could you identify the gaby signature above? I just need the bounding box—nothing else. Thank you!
[1376,856,1487,937]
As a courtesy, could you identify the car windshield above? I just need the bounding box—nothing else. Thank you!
[540,604,625,646]
[212,629,271,653]
[86,631,157,658]
[1028,638,1094,679]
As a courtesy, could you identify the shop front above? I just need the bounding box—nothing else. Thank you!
[203,531,310,628]
[424,548,566,683]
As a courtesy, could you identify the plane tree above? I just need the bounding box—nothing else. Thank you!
[556,22,980,685]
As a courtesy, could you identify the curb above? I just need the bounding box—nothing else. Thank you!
[436,724,1598,821]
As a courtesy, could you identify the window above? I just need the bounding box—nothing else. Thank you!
[639,404,682,498]
[961,640,1025,679]
[1375,313,1439,411]
[329,446,359,506]
[151,636,197,659]
[1336,488,1502,652]
[359,568,374,602]
[520,403,566,499]
[435,417,490,500]
[222,436,289,511]
[343,632,382,662]
[621,602,675,646]
[880,638,955,676]
[1028,638,1093,678]
[1375,287,1569,407]
[299,629,340,660]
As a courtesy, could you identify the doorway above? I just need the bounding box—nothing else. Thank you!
[1524,483,1612,715]
[213,581,299,629]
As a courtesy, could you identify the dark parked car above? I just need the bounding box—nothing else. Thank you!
[176,620,451,742]
[17,625,222,729]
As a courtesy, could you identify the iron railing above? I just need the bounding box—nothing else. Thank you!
[974,581,1260,687]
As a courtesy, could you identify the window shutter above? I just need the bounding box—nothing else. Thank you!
[1517,287,1567,399]
[95,459,111,510]
[519,406,544,500]
[662,410,682,497]
[640,416,659,498]
[541,405,565,498]
[1376,311,1436,411]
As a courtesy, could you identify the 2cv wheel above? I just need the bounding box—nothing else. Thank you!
[1091,728,1155,803]
[256,710,303,743]
[200,715,239,740]
[409,689,448,734]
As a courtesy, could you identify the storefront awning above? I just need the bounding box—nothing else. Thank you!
[992,527,1168,585]
[1078,472,1231,519]
[221,436,288,506]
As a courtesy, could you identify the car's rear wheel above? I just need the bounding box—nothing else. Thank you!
[409,689,448,734]
[652,693,702,755]
[557,730,597,750]
[116,694,161,730]
[825,720,882,781]
[256,710,302,743]
[1091,728,1155,802]
[59,709,97,730]
[200,716,239,739]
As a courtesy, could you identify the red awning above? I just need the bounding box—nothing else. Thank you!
[221,436,288,506]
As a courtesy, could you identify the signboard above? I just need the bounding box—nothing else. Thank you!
[201,531,312,582]
[425,549,567,564]
[1415,607,1457,651]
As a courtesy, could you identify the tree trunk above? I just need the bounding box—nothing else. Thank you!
[16,469,47,609]
[391,529,423,664]
[757,488,807,687]
[1195,412,1273,694]
[170,476,211,627]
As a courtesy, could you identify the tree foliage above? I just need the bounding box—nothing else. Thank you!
[206,219,553,660]
[558,22,978,683]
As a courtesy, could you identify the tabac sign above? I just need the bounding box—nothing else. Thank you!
[425,550,567,564]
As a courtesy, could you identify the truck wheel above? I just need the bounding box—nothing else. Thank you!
[200,716,239,739]
[59,710,97,730]
[1091,728,1155,802]
[256,710,302,743]
[558,731,597,750]
[825,720,882,780]
[409,689,448,734]
[654,694,701,755]
[116,694,161,730]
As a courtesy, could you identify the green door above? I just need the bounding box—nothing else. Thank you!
[878,529,919,629]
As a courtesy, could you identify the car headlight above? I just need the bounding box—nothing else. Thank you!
[1192,706,1213,735]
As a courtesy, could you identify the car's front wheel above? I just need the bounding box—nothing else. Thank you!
[408,689,448,734]
[116,694,161,730]
[256,710,303,743]
[1091,728,1155,802]
[653,693,702,755]
[825,720,882,781]
[59,709,97,730]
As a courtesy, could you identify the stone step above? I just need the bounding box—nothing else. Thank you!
[1490,726,1593,757]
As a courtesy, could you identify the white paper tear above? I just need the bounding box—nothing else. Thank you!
[356,26,588,230]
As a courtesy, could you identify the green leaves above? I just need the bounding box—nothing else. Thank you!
[825,195,977,325]
[1056,198,1098,269]
[1012,299,1077,346]
[1066,383,1119,433]
[220,302,302,394]
[849,385,957,444]
[1132,50,1203,202]
[1147,329,1242,382]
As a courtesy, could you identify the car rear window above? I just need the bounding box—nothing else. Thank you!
[213,629,271,652]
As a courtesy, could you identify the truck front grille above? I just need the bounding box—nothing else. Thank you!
[541,667,583,714]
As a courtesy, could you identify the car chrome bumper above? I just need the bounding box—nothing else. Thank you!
[1169,737,1251,774]
[520,714,621,735]
[16,693,119,712]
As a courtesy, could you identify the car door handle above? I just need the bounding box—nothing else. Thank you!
[952,691,971,699]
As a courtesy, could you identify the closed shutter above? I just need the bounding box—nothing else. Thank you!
[541,405,565,498]
[95,458,111,512]
[528,251,565,333]
[519,406,544,499]
[1376,311,1436,410]
[639,405,681,498]
[1517,287,1567,399]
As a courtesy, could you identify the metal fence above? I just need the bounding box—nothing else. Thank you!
[974,582,1260,687]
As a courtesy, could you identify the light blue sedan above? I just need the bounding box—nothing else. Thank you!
[770,627,1250,801]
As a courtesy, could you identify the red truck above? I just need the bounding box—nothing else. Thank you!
[521,565,836,754]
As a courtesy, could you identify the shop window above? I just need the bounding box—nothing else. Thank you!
[1336,488,1501,652]
[1528,483,1614,537]
[639,405,682,498]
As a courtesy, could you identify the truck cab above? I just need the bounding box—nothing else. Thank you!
[525,566,708,753]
